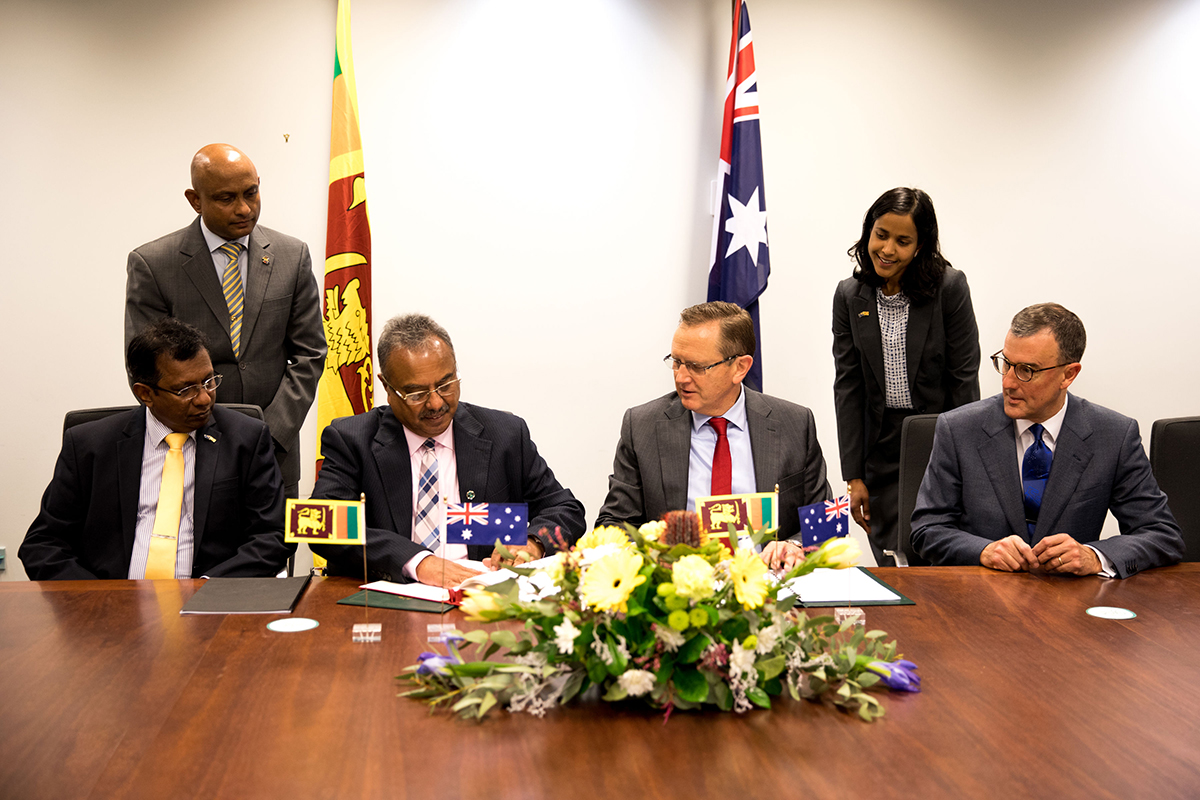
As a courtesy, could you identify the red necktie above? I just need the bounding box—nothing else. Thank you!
[709,417,731,495]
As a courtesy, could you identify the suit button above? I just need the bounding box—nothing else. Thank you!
[239,362,247,370]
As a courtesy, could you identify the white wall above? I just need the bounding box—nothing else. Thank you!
[2,0,1197,580]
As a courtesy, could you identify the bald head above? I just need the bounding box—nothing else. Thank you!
[184,143,261,241]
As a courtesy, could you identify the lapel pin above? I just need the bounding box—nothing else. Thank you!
[261,256,270,265]
[466,490,475,500]
[858,311,870,317]
[203,434,217,443]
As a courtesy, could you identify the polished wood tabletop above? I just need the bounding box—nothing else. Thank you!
[2,565,1198,799]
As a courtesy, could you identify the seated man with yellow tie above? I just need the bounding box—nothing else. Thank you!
[20,318,293,580]
[595,301,833,571]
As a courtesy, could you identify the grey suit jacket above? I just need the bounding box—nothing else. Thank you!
[832,266,980,480]
[311,405,586,582]
[911,394,1184,577]
[20,405,292,580]
[594,389,832,540]
[125,218,327,486]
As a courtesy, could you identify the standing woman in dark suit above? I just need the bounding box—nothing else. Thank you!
[833,188,980,566]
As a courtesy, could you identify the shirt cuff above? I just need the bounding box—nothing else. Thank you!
[403,550,434,582]
[1085,544,1116,577]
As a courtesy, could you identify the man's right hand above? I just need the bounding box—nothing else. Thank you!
[415,556,484,587]
[847,478,871,534]
[980,535,1040,573]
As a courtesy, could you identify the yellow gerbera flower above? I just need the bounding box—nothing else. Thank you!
[580,549,646,613]
[729,548,769,609]
[576,525,633,551]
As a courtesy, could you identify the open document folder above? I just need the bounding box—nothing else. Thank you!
[777,567,914,607]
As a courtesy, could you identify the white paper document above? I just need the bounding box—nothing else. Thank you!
[359,556,559,603]
[779,567,902,605]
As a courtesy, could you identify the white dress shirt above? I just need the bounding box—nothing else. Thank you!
[401,423,468,580]
[128,408,197,579]
[686,386,756,510]
[200,219,249,290]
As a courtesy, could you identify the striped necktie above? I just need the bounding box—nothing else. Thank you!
[145,432,189,579]
[414,439,441,550]
[1022,423,1053,537]
[218,241,245,358]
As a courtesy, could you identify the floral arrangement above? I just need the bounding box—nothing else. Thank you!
[399,512,919,721]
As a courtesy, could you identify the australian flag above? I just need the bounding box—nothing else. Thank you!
[799,495,852,547]
[445,502,529,546]
[708,0,769,392]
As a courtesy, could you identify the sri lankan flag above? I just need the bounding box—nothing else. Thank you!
[315,0,373,474]
[286,499,366,545]
[696,491,778,551]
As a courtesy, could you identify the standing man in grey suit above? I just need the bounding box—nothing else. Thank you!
[912,303,1183,577]
[125,143,326,496]
[596,302,832,570]
[311,313,586,587]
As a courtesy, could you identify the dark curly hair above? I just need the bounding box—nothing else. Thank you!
[847,187,951,304]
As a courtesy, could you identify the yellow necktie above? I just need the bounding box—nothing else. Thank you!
[145,432,189,579]
[218,241,245,358]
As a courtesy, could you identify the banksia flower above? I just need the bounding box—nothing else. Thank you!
[661,510,702,548]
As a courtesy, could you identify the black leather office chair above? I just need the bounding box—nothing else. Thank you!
[61,403,290,575]
[64,403,265,432]
[893,413,941,567]
[1150,416,1200,563]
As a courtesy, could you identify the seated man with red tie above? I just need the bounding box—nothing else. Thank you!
[20,318,293,580]
[595,301,833,570]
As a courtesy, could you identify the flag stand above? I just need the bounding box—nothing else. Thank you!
[427,495,455,646]
[352,493,381,642]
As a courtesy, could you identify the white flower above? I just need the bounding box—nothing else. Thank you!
[729,639,757,678]
[553,618,581,655]
[755,623,782,654]
[579,542,624,567]
[654,623,687,652]
[618,669,657,697]
[638,520,665,542]
[518,572,560,603]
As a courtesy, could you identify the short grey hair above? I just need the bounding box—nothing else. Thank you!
[377,313,455,373]
[1010,303,1086,363]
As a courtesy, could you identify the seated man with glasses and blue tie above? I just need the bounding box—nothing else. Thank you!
[595,301,833,571]
[310,313,586,587]
[911,303,1183,577]
[21,318,293,580]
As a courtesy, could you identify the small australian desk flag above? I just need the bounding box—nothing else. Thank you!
[445,502,529,546]
[799,494,852,547]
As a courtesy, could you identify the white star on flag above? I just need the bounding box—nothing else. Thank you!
[724,187,768,265]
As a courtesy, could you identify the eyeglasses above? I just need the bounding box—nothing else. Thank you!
[381,376,462,406]
[663,354,741,375]
[147,374,222,400]
[990,351,1073,383]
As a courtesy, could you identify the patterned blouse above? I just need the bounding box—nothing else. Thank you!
[876,288,914,409]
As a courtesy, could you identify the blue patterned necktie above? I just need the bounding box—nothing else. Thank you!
[218,241,245,358]
[1022,423,1053,537]
[414,439,441,550]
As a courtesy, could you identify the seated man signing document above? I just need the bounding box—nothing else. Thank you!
[911,303,1183,577]
[311,313,586,586]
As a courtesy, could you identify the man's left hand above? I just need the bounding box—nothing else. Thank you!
[761,540,804,572]
[1032,533,1102,576]
[485,538,546,570]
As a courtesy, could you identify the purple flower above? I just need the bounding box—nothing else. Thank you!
[867,659,921,692]
[416,650,460,676]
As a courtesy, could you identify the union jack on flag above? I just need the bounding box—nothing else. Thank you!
[825,495,851,522]
[446,502,529,546]
[708,0,770,392]
[798,494,853,547]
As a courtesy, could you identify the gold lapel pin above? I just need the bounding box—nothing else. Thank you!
[261,256,270,265]
[858,311,870,317]
[466,490,475,500]
[203,434,217,443]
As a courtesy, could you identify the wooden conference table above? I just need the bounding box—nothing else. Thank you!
[2,566,1198,799]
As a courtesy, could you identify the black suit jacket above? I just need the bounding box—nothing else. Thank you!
[20,406,292,580]
[125,218,327,486]
[311,404,586,581]
[911,394,1184,578]
[594,389,832,541]
[832,266,980,481]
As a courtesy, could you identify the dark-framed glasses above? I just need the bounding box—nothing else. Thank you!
[381,376,462,406]
[663,354,740,375]
[990,351,1072,383]
[148,374,222,400]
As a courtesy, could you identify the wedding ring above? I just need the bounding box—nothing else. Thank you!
[1057,556,1063,566]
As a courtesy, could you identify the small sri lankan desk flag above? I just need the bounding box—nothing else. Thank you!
[315,0,373,476]
[286,498,365,545]
[696,491,777,551]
